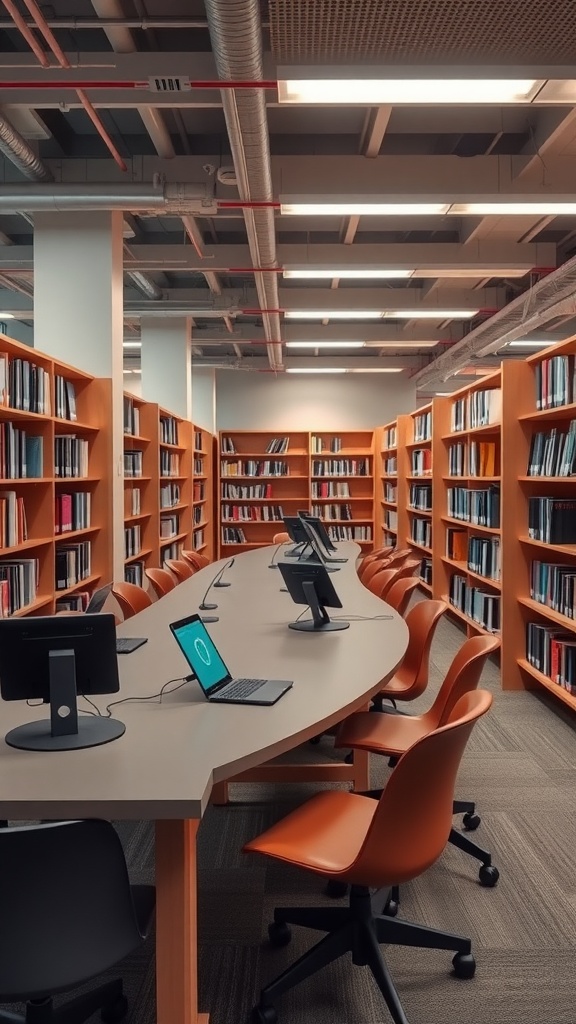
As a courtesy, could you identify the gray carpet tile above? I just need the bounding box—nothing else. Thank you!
[10,599,576,1024]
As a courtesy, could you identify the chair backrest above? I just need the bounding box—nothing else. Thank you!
[181,550,210,571]
[384,548,412,568]
[425,633,500,729]
[385,576,420,615]
[358,547,393,580]
[393,599,447,695]
[165,558,194,582]
[367,566,400,599]
[145,567,176,597]
[0,820,145,1000]
[393,558,421,579]
[273,531,291,544]
[111,581,152,620]
[362,558,393,587]
[347,690,493,888]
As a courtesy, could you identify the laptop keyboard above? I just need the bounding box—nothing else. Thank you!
[221,678,267,699]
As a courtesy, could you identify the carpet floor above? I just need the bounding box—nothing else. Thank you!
[12,604,576,1024]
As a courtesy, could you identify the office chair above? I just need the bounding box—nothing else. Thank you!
[394,557,421,579]
[367,566,401,599]
[358,548,394,582]
[246,690,492,1024]
[164,558,195,582]
[111,582,152,620]
[0,819,155,1024]
[272,532,291,544]
[382,547,412,568]
[373,598,447,711]
[385,576,420,616]
[336,633,501,897]
[145,567,176,598]
[362,558,394,588]
[181,550,210,571]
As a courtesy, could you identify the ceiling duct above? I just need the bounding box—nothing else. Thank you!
[204,0,283,371]
[0,109,52,181]
[0,182,216,214]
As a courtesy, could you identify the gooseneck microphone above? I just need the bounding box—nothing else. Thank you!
[199,559,235,623]
[214,556,235,588]
[268,541,286,569]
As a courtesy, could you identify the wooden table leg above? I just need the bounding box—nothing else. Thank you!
[155,820,209,1024]
[351,748,370,792]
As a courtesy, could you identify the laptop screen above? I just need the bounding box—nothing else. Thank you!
[170,614,232,696]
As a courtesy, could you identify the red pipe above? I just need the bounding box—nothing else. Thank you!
[1,0,49,67]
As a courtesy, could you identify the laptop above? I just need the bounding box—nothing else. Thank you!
[169,613,293,705]
[86,585,147,654]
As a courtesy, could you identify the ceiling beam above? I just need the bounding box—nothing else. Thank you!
[360,106,392,158]
[513,108,576,180]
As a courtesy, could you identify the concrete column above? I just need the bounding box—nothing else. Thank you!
[140,318,192,420]
[34,211,125,580]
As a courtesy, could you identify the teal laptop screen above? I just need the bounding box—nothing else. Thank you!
[172,616,230,694]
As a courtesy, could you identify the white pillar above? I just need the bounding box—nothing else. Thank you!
[34,211,125,580]
[140,318,192,420]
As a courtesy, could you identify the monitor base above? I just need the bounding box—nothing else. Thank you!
[288,619,350,632]
[5,715,125,752]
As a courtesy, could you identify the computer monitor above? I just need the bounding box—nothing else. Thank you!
[297,517,340,573]
[282,515,311,557]
[0,614,125,752]
[278,561,349,632]
[299,513,341,557]
[86,583,112,614]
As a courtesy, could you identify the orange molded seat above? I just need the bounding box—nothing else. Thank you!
[383,547,412,568]
[377,598,447,707]
[145,567,176,598]
[165,558,195,582]
[385,576,420,615]
[358,548,393,581]
[362,558,393,587]
[181,550,210,571]
[367,566,400,599]
[111,582,153,620]
[272,532,291,544]
[392,557,421,580]
[245,690,492,1024]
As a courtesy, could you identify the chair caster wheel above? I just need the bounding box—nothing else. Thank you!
[452,952,476,979]
[252,1003,278,1024]
[309,735,322,745]
[479,864,499,887]
[268,921,292,947]
[101,996,128,1023]
[462,812,481,830]
[325,879,348,898]
[383,898,399,917]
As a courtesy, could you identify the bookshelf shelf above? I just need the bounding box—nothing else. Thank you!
[408,539,432,555]
[519,535,576,557]
[193,520,209,531]
[441,515,501,535]
[519,402,576,423]
[381,499,398,508]
[0,537,52,554]
[518,659,576,712]
[55,526,100,542]
[125,512,152,523]
[442,475,501,483]
[418,579,433,594]
[160,530,188,547]
[123,433,150,444]
[125,548,153,564]
[519,595,576,630]
[56,573,102,598]
[443,595,501,638]
[12,595,53,617]
[407,507,432,516]
[518,475,575,483]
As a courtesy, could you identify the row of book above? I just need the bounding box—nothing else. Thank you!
[221,504,284,522]
[327,525,372,542]
[222,527,246,544]
[310,503,355,521]
[526,622,576,692]
[54,436,89,479]
[409,483,432,510]
[311,435,342,453]
[56,591,92,613]
[451,397,466,433]
[383,457,398,476]
[125,561,144,587]
[449,574,500,632]
[383,426,397,450]
[265,437,290,454]
[123,396,140,437]
[192,530,205,551]
[160,541,182,560]
[160,514,179,539]
[160,450,180,477]
[410,517,432,548]
[160,483,181,509]
[0,355,51,415]
[125,524,141,559]
[535,353,576,410]
[126,488,141,516]
[527,423,576,477]
[414,410,432,442]
[124,450,143,478]
[311,459,369,477]
[55,376,77,421]
[447,486,500,527]
[411,449,432,476]
[221,482,274,499]
[221,436,237,453]
[193,481,205,502]
[0,491,26,548]
[384,510,398,530]
[55,541,91,590]
[0,558,38,615]
[193,506,204,525]
[451,388,501,431]
[383,482,397,502]
[420,557,433,586]
[0,423,43,479]
[160,415,179,446]
[312,481,352,498]
[467,535,501,582]
[194,430,203,452]
[528,497,576,544]
[221,460,289,478]
[530,560,576,620]
[469,441,498,478]
[193,457,203,475]
[55,492,91,534]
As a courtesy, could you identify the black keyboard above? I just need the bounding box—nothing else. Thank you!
[116,637,147,654]
[221,678,267,699]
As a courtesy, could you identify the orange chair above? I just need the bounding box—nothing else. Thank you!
[245,690,492,1024]
[393,557,421,578]
[165,558,195,582]
[373,598,447,711]
[181,550,210,571]
[111,582,152,620]
[358,549,393,581]
[367,566,400,599]
[382,547,412,568]
[145,567,176,598]
[385,575,420,615]
[337,634,501,895]
[272,531,290,544]
[362,558,393,588]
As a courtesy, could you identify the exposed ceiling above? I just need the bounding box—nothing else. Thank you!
[1,0,576,395]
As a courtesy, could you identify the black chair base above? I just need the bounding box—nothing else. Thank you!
[252,886,474,1024]
[0,979,127,1024]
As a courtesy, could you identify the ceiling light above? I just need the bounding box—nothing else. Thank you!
[285,311,384,320]
[435,392,453,396]
[123,368,142,375]
[384,310,477,320]
[283,268,413,279]
[349,368,403,373]
[451,202,576,215]
[506,339,557,348]
[364,340,438,348]
[0,313,15,319]
[286,341,365,348]
[278,76,541,106]
[281,201,450,216]
[286,367,347,374]
[123,341,142,349]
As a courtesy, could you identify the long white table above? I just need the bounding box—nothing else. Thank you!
[0,543,408,1024]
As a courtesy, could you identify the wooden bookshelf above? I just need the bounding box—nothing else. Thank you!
[158,408,192,566]
[310,430,374,550]
[123,394,159,586]
[193,425,214,561]
[405,404,436,591]
[0,334,112,616]
[377,417,406,551]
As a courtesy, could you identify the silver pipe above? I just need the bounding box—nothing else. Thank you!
[126,270,163,301]
[204,0,283,371]
[0,182,213,213]
[0,112,52,182]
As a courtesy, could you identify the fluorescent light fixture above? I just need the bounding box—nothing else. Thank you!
[286,310,477,321]
[278,76,540,106]
[285,340,365,349]
[286,367,347,374]
[283,267,413,279]
[123,368,142,375]
[451,202,576,215]
[386,310,477,319]
[349,368,403,373]
[435,392,453,396]
[281,201,449,216]
[507,339,557,348]
[122,341,142,349]
[364,340,438,348]
[0,313,15,319]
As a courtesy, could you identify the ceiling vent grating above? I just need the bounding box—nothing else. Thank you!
[269,0,576,62]
[147,77,192,92]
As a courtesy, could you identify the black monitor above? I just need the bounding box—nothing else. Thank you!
[86,583,112,614]
[299,513,341,557]
[297,517,340,573]
[0,614,125,752]
[282,515,311,557]
[278,561,349,632]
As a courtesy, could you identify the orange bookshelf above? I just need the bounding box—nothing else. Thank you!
[123,395,159,586]
[192,425,214,560]
[158,409,192,566]
[405,404,436,592]
[377,417,408,553]
[310,430,374,549]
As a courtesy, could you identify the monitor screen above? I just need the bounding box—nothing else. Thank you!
[170,614,231,696]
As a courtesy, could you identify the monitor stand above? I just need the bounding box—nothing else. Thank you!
[285,542,306,558]
[4,649,125,752]
[289,581,350,633]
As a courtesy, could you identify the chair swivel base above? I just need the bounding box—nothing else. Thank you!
[0,979,128,1024]
[252,886,474,1024]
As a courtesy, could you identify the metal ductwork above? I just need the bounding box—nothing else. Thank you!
[0,182,216,214]
[125,269,163,301]
[0,111,52,182]
[204,0,284,371]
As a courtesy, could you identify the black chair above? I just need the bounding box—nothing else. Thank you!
[0,819,155,1024]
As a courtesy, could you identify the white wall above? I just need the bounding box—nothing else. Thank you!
[192,368,216,431]
[215,372,416,431]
